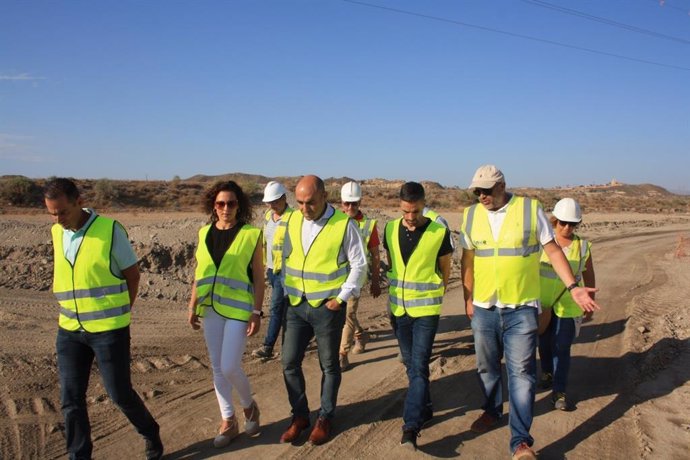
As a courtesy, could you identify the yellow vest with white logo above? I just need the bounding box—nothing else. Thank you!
[263,207,294,274]
[194,224,261,321]
[283,209,350,307]
[540,235,591,318]
[52,217,131,332]
[386,218,446,317]
[461,196,541,304]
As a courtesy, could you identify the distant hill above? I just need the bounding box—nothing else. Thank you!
[1,174,688,214]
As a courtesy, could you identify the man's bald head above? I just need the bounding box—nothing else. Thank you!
[296,175,327,221]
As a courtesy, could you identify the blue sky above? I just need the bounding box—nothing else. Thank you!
[2,0,689,191]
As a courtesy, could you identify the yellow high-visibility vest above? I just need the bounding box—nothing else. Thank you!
[461,196,541,304]
[52,217,131,332]
[263,207,294,273]
[540,235,591,318]
[283,209,350,307]
[194,224,261,321]
[357,216,377,250]
[385,218,446,317]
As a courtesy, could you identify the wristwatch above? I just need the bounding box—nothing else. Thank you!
[566,283,578,291]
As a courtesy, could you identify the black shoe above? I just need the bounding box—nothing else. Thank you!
[400,429,418,451]
[145,433,164,460]
[539,372,553,390]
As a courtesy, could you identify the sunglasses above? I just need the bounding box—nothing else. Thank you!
[342,201,360,207]
[473,185,495,197]
[215,200,238,209]
[557,219,579,227]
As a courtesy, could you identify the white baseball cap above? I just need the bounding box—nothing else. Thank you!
[552,198,582,223]
[341,181,362,202]
[262,181,287,202]
[469,165,505,189]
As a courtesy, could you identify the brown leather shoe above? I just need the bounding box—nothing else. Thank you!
[470,411,500,433]
[308,416,332,445]
[279,416,310,443]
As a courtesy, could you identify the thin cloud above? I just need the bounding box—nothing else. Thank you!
[0,73,47,82]
[0,133,50,163]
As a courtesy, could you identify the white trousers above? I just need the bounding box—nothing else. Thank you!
[203,308,253,419]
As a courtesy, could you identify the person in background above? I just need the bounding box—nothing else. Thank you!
[252,181,294,359]
[423,206,456,252]
[384,182,452,451]
[538,198,596,411]
[187,180,264,448]
[279,175,367,446]
[44,178,163,460]
[338,181,382,371]
[459,165,599,460]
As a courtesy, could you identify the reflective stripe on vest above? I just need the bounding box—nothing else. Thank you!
[263,208,293,273]
[540,236,591,318]
[52,216,131,332]
[385,218,446,318]
[284,209,349,307]
[461,196,541,304]
[194,224,260,321]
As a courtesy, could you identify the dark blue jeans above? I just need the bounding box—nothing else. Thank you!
[56,327,159,460]
[281,299,346,420]
[391,313,439,432]
[264,268,287,349]
[471,305,538,454]
[538,315,577,394]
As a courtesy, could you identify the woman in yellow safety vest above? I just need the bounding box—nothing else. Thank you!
[187,181,265,448]
[538,198,596,412]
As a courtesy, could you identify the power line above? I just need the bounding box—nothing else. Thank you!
[341,0,690,71]
[521,0,690,44]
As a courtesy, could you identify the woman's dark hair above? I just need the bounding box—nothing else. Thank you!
[203,180,253,225]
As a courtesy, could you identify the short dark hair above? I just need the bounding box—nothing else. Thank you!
[44,178,80,201]
[399,182,425,202]
[203,180,253,225]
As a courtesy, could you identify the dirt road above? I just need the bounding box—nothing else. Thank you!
[1,213,689,459]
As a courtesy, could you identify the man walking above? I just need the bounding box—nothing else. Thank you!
[384,182,452,451]
[252,181,294,359]
[459,165,599,460]
[279,175,367,445]
[338,181,381,371]
[44,178,163,460]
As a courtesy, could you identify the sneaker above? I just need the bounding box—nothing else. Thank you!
[339,353,350,371]
[512,442,536,460]
[400,429,419,451]
[213,415,239,448]
[251,345,274,359]
[552,392,568,411]
[539,372,553,390]
[470,411,500,434]
[144,431,164,460]
[243,400,261,436]
[352,331,369,354]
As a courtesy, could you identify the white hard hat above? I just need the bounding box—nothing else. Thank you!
[341,181,362,202]
[552,198,582,223]
[262,181,287,202]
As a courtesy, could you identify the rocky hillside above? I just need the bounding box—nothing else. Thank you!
[1,174,689,214]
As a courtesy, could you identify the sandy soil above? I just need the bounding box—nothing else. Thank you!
[1,210,689,459]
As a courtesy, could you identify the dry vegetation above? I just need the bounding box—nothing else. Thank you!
[1,173,689,214]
